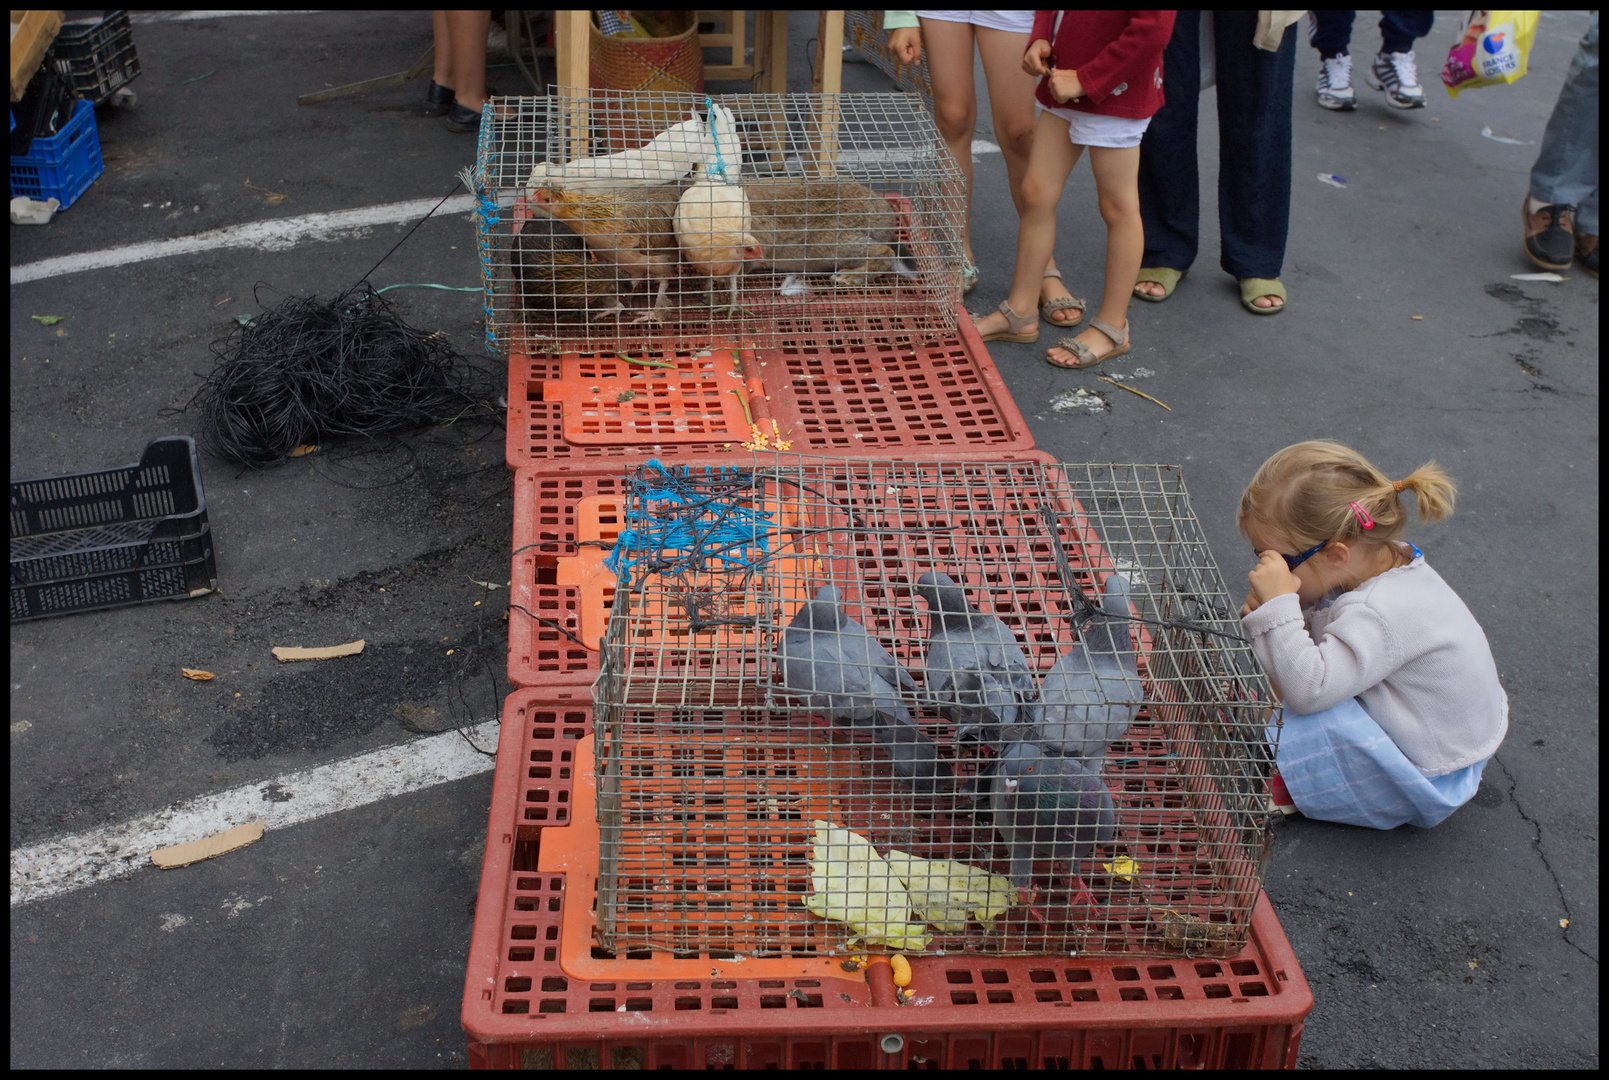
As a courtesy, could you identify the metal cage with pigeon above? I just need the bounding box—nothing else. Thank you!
[587,455,1280,960]
[468,89,965,355]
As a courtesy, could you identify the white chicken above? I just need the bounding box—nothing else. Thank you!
[525,111,707,192]
[673,104,760,314]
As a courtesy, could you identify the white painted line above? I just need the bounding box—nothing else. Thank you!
[128,11,323,24]
[10,195,477,285]
[10,721,499,907]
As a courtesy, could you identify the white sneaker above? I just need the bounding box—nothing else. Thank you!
[1366,50,1425,109]
[1316,55,1357,111]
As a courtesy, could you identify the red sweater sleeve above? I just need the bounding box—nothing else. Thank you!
[1075,11,1177,106]
[1029,10,1056,47]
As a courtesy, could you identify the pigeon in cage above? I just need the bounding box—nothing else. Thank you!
[530,184,682,324]
[746,179,922,290]
[509,214,626,321]
[777,586,952,795]
[1029,573,1143,761]
[913,571,1037,745]
[990,736,1117,894]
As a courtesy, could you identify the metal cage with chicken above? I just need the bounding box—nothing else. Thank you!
[469,89,965,355]
[587,455,1280,961]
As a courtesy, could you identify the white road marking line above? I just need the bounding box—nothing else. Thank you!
[128,11,323,23]
[10,195,477,285]
[10,721,499,907]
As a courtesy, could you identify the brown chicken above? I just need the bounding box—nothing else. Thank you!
[509,214,624,323]
[745,180,917,288]
[530,185,683,324]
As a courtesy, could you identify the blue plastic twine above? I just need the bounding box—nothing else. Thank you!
[607,459,774,587]
[703,96,732,183]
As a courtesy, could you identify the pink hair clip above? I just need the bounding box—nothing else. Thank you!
[1348,501,1374,530]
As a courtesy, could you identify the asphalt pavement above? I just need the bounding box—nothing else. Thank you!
[10,10,1598,1069]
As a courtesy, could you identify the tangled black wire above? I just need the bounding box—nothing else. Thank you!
[185,282,497,468]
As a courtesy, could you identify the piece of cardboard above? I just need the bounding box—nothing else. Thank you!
[151,821,265,869]
[271,639,365,662]
[10,11,65,102]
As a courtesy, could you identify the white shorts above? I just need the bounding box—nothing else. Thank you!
[1038,104,1152,149]
[915,10,1035,35]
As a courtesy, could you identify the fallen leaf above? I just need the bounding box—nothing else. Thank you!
[287,444,318,457]
[31,315,63,326]
[181,668,216,681]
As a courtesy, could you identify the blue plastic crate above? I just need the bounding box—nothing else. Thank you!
[10,98,103,209]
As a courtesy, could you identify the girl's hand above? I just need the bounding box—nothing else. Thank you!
[1240,590,1260,618]
[1048,68,1085,103]
[889,27,922,65]
[1249,551,1302,606]
[1023,38,1052,76]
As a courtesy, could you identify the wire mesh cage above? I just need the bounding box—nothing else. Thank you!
[470,89,964,356]
[845,10,934,109]
[588,455,1278,961]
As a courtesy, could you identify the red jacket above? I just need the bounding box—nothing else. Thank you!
[1028,11,1176,119]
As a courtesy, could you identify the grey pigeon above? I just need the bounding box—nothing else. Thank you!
[914,571,1038,745]
[1029,574,1143,761]
[777,586,951,794]
[991,736,1117,890]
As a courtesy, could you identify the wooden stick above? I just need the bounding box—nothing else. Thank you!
[1099,376,1171,411]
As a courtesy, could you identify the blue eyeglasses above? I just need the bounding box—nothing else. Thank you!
[1255,541,1327,571]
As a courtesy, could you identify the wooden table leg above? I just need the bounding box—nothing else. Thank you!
[812,11,844,175]
[554,10,591,163]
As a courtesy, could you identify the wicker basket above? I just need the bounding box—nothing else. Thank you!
[589,12,705,152]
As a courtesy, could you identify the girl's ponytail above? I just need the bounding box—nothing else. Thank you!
[1395,462,1455,524]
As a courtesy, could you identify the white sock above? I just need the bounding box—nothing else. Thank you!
[1527,195,1553,216]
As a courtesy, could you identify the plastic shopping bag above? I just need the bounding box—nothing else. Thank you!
[1441,10,1540,98]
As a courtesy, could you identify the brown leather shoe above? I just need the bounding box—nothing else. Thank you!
[1523,198,1575,270]
[1576,233,1598,279]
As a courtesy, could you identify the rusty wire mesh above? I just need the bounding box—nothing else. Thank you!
[589,455,1278,960]
[470,90,964,355]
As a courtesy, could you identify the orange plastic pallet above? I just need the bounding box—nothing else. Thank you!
[506,453,1060,688]
[505,350,777,469]
[750,310,1035,456]
[462,691,1312,1069]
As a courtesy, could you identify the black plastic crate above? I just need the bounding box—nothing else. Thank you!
[10,437,216,622]
[49,11,141,105]
[8,62,75,157]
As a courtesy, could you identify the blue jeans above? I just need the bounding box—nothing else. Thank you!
[1137,11,1295,280]
[1308,11,1436,59]
[1530,11,1599,236]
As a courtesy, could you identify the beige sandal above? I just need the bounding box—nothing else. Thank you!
[972,299,1039,344]
[1047,315,1130,369]
[1038,267,1086,327]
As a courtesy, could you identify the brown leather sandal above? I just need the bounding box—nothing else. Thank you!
[1046,315,1130,369]
[1039,267,1085,327]
[972,299,1039,343]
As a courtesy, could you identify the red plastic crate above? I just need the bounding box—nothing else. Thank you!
[505,349,781,469]
[462,691,1312,1069]
[507,453,1061,688]
[750,309,1035,456]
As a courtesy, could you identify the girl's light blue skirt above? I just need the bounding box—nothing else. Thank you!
[1267,697,1487,829]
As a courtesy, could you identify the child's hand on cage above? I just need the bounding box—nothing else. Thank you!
[1023,38,1053,77]
[1048,68,1085,104]
[1248,551,1301,607]
[889,27,922,65]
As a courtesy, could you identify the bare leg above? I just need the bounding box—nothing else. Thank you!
[1047,144,1142,367]
[445,9,490,113]
[920,18,978,263]
[432,11,453,88]
[972,111,1080,339]
[976,27,1079,323]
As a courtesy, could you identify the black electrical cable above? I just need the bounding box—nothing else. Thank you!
[184,281,500,468]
